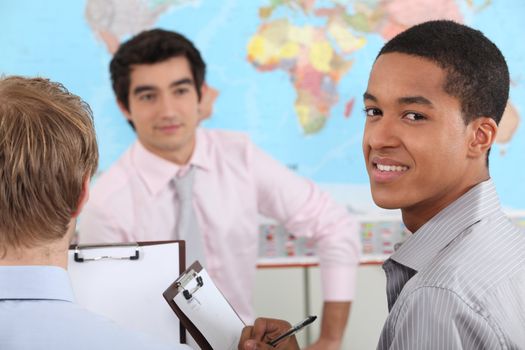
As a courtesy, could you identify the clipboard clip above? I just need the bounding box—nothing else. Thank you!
[73,243,140,262]
[183,276,203,300]
[174,268,204,300]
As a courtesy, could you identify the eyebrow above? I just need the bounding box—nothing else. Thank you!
[132,78,194,95]
[363,92,377,102]
[363,92,434,108]
[398,96,434,107]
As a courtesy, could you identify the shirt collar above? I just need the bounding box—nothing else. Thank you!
[191,128,213,172]
[0,265,74,302]
[133,128,212,196]
[390,179,501,272]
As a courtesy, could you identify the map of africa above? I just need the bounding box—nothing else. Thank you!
[2,0,525,211]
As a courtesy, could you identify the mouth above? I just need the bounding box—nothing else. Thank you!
[370,158,409,182]
[374,163,409,172]
[157,124,182,133]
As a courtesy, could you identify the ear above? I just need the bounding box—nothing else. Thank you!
[200,82,209,101]
[197,83,208,122]
[467,117,498,159]
[197,82,219,121]
[71,176,91,219]
[117,100,132,121]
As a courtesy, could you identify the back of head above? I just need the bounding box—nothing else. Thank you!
[110,28,206,110]
[0,76,98,254]
[378,20,509,125]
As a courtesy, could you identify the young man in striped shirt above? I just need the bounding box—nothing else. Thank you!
[239,20,525,350]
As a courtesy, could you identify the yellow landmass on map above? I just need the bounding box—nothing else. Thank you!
[327,20,366,54]
[247,19,359,134]
[309,41,333,73]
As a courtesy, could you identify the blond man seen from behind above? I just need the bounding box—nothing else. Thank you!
[0,76,190,350]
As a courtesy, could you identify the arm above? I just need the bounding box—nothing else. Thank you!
[238,318,300,350]
[251,145,360,349]
[305,301,350,350]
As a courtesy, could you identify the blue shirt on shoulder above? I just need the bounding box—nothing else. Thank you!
[0,265,192,350]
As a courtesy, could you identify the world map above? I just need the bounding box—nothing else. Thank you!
[2,0,524,211]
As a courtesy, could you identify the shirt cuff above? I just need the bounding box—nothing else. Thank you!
[320,264,358,301]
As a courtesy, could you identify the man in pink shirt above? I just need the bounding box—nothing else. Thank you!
[78,29,360,350]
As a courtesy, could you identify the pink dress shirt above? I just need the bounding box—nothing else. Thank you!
[78,128,361,322]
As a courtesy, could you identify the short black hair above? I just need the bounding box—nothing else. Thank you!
[378,20,509,126]
[110,28,206,111]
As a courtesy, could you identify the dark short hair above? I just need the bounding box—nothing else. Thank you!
[110,29,206,111]
[378,20,509,126]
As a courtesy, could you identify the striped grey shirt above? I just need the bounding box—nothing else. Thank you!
[377,179,525,349]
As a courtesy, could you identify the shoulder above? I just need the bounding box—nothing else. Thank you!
[68,305,190,350]
[416,214,525,292]
[201,128,253,151]
[383,284,506,350]
[393,214,525,336]
[1,300,183,350]
[66,305,176,349]
[383,214,525,348]
[199,128,258,166]
[89,147,136,206]
[81,146,139,232]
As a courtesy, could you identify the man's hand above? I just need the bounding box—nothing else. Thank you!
[238,318,300,350]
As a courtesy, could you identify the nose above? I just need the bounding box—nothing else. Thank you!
[364,115,400,150]
[159,94,178,118]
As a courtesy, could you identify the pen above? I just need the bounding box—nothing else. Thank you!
[267,315,317,347]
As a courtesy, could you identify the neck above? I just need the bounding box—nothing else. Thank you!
[170,141,195,165]
[141,135,196,166]
[0,221,75,269]
[402,172,490,233]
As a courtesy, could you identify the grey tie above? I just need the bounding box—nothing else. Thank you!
[174,166,207,267]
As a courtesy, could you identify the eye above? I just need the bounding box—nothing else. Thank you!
[174,87,189,96]
[138,92,156,102]
[364,107,382,118]
[404,112,426,121]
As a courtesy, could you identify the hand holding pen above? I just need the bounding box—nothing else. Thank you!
[267,315,317,347]
[238,316,317,350]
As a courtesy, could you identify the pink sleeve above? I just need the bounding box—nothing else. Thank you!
[251,143,361,300]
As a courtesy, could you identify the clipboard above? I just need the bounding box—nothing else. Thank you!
[68,241,186,345]
[163,261,245,350]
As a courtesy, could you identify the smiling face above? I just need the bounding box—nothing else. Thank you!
[363,53,489,231]
[121,56,202,165]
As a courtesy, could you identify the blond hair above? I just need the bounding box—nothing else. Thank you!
[0,76,98,253]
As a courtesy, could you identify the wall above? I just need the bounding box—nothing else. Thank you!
[254,264,388,349]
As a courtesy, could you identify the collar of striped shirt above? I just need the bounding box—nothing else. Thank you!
[389,179,500,272]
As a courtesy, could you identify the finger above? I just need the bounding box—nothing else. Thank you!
[252,319,273,341]
[242,339,278,350]
[238,325,255,350]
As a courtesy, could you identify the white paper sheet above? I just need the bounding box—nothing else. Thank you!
[68,243,183,344]
[173,269,245,350]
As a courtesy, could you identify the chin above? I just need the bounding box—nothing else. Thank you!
[371,193,403,210]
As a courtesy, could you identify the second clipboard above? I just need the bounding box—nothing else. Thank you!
[163,260,245,350]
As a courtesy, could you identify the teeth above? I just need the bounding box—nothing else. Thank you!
[376,163,408,172]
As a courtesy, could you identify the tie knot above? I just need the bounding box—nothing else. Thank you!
[174,166,195,201]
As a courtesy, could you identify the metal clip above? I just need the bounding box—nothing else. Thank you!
[73,243,140,262]
[174,269,204,300]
